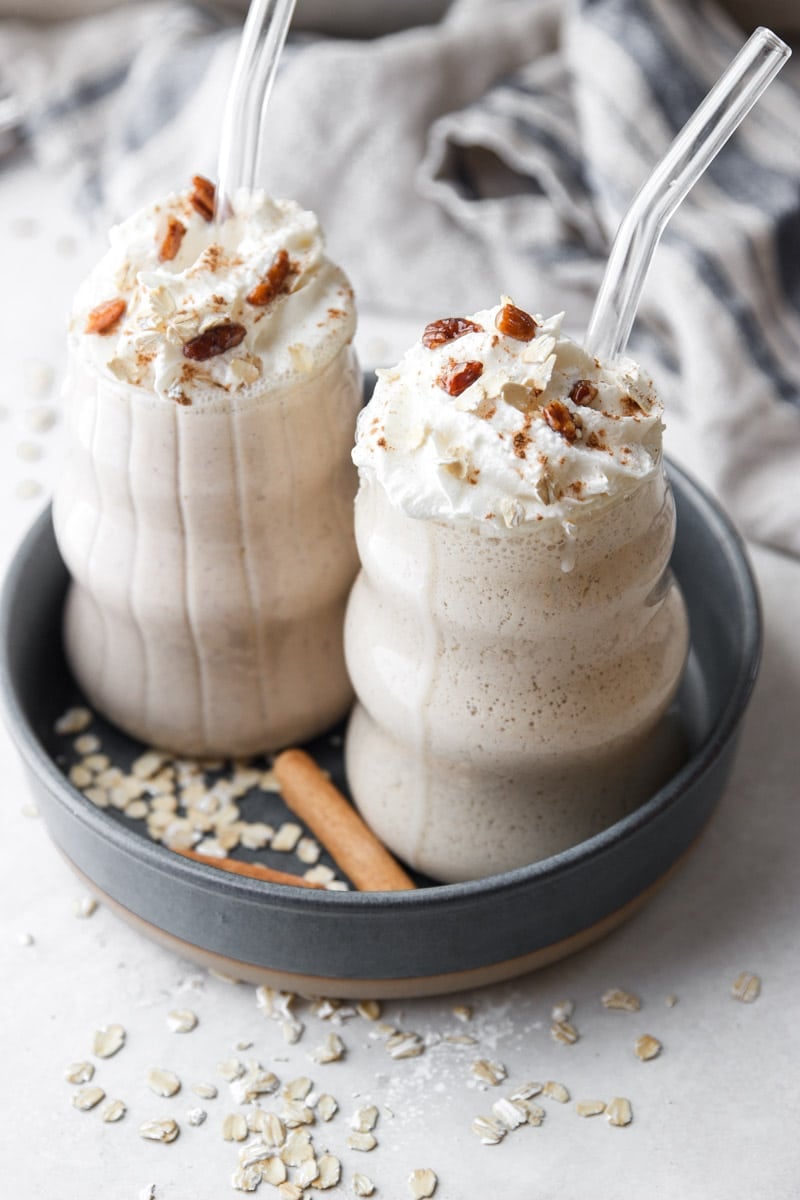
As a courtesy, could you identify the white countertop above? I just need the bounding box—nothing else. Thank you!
[1,157,800,1200]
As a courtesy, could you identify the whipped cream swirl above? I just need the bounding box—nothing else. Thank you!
[70,187,355,404]
[353,302,664,531]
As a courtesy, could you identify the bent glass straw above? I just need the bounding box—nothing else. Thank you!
[585,26,790,362]
[215,0,298,222]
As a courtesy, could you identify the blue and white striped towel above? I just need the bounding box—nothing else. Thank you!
[2,0,799,554]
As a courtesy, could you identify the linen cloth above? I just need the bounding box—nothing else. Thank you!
[1,0,799,555]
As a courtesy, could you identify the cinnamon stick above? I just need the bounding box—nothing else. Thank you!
[273,749,416,892]
[174,847,324,889]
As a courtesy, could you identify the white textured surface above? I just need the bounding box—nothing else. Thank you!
[2,159,800,1199]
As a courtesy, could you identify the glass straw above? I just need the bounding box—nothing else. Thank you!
[215,0,298,222]
[585,26,790,362]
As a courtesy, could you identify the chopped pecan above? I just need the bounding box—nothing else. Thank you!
[85,298,126,335]
[569,379,598,407]
[495,303,537,342]
[542,399,581,443]
[421,317,483,349]
[246,249,294,306]
[436,360,483,397]
[158,216,186,263]
[190,175,215,222]
[183,321,246,361]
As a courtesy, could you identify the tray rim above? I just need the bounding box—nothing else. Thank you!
[0,458,762,918]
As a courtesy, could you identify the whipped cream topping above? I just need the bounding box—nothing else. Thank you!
[70,187,355,404]
[353,302,664,531]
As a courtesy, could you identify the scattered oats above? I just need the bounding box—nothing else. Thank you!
[74,733,101,755]
[25,406,58,434]
[295,1158,320,1189]
[147,1067,181,1098]
[311,998,340,1020]
[282,1018,304,1045]
[259,769,282,792]
[16,479,43,501]
[65,1061,95,1084]
[491,1097,527,1130]
[371,1022,397,1038]
[97,766,124,789]
[317,1094,338,1122]
[550,1020,579,1045]
[551,999,574,1022]
[281,1129,314,1166]
[452,1005,472,1023]
[281,1077,311,1103]
[444,1033,477,1045]
[69,764,94,788]
[510,1082,543,1102]
[601,988,641,1012]
[347,1132,377,1152]
[93,1023,126,1059]
[125,799,149,820]
[192,1082,217,1100]
[219,1058,246,1082]
[132,751,168,780]
[303,865,335,885]
[315,1154,341,1189]
[102,1099,127,1123]
[231,1165,262,1193]
[256,1111,285,1146]
[282,1098,314,1128]
[470,1059,507,1087]
[262,1157,288,1186]
[326,880,350,892]
[408,1168,437,1199]
[278,1183,303,1200]
[471,1115,506,1145]
[187,1107,207,1126]
[543,1081,570,1104]
[312,1033,345,1064]
[72,1085,105,1111]
[17,931,34,946]
[73,895,98,918]
[222,1113,249,1142]
[83,786,109,808]
[234,1040,254,1052]
[635,1034,662,1061]
[240,822,275,850]
[665,994,678,1008]
[231,1064,280,1104]
[576,1100,606,1118]
[357,1000,381,1022]
[387,1032,424,1060]
[732,972,761,1003]
[353,1174,375,1196]
[606,1097,633,1127]
[521,1101,546,1126]
[351,1105,379,1133]
[271,822,303,853]
[295,837,320,865]
[83,753,111,772]
[239,1141,272,1168]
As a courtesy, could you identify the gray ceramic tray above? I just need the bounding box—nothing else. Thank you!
[0,461,760,998]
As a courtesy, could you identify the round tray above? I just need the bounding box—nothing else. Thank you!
[0,462,761,998]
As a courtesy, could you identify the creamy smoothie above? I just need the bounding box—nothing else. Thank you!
[54,182,361,756]
[345,301,689,882]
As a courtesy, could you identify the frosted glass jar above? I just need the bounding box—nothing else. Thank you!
[344,466,689,883]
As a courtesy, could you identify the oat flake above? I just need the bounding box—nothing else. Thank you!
[472,1115,506,1145]
[102,1099,127,1123]
[576,1100,606,1117]
[262,1157,287,1185]
[356,1000,381,1021]
[317,1094,338,1122]
[353,1174,375,1196]
[635,1034,662,1061]
[147,1067,181,1097]
[351,1105,379,1132]
[93,1023,126,1059]
[601,988,641,1012]
[543,1081,570,1104]
[139,1117,180,1143]
[347,1132,377,1152]
[192,1082,218,1099]
[470,1058,507,1087]
[606,1097,633,1127]
[222,1113,249,1142]
[72,1085,105,1111]
[65,1060,94,1084]
[167,1008,198,1033]
[315,1154,341,1189]
[731,972,761,1003]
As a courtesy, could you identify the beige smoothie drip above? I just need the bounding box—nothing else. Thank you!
[345,300,689,883]
[55,182,362,757]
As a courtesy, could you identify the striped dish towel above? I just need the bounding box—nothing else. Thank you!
[1,0,798,554]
